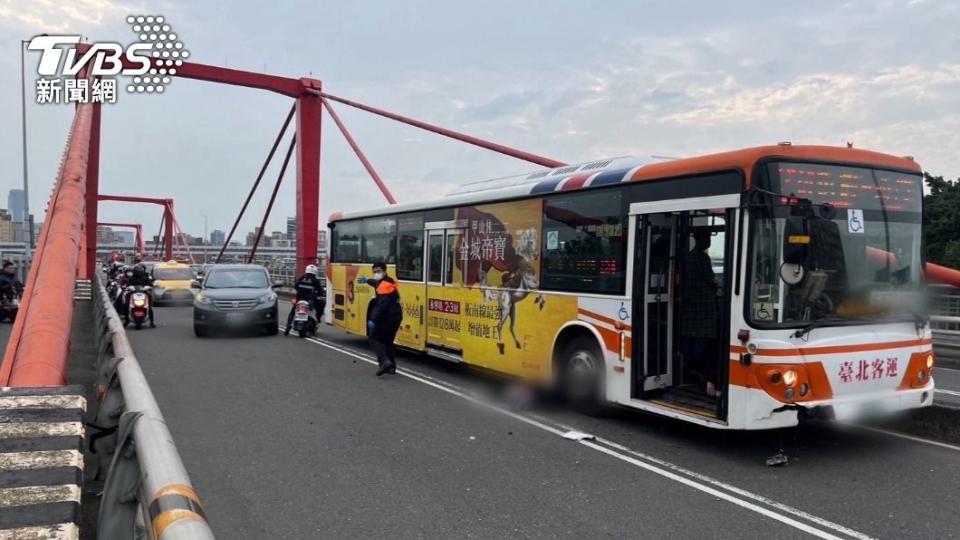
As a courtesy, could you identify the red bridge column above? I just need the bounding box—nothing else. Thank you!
[83,102,102,277]
[163,201,174,260]
[295,81,322,275]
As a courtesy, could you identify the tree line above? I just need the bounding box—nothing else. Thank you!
[923,173,960,269]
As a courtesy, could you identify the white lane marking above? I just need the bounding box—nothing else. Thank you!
[0,422,84,439]
[934,388,960,397]
[856,426,960,453]
[0,450,83,471]
[298,333,872,540]
[526,415,875,540]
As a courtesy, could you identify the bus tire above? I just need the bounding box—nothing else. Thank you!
[561,336,605,412]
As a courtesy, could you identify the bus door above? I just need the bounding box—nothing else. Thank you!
[630,195,737,417]
[425,225,466,352]
[633,213,677,395]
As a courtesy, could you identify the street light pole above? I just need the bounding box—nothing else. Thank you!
[20,40,33,266]
[202,214,208,264]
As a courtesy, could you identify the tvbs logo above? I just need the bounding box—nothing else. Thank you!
[29,15,188,105]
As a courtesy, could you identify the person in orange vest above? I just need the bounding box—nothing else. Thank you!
[365,262,403,376]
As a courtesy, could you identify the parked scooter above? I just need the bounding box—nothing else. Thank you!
[292,299,317,338]
[124,285,153,330]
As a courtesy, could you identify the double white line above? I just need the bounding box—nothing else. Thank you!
[283,328,874,540]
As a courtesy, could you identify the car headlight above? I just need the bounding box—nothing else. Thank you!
[196,293,213,305]
[258,292,277,304]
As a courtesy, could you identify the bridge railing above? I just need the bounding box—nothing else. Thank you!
[930,285,960,362]
[92,272,215,539]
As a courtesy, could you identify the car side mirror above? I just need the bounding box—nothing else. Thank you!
[272,281,283,289]
[191,280,201,289]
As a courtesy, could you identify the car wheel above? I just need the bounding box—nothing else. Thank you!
[194,324,208,338]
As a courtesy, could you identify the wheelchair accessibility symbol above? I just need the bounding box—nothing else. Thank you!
[847,209,864,234]
[618,301,629,321]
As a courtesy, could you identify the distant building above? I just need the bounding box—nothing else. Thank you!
[210,229,225,246]
[115,231,135,245]
[97,226,117,244]
[8,190,25,222]
[245,227,261,246]
[0,210,13,242]
[286,216,295,240]
[317,230,327,255]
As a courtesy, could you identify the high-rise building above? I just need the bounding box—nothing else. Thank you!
[8,190,25,222]
[210,229,225,246]
[286,217,296,240]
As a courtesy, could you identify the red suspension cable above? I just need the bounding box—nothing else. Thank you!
[248,134,297,263]
[321,97,396,204]
[217,103,296,263]
[317,92,566,168]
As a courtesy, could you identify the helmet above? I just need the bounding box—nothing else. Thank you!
[305,264,318,276]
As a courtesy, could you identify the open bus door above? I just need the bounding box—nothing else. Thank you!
[630,195,738,419]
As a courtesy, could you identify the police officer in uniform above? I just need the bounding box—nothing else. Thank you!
[285,264,324,336]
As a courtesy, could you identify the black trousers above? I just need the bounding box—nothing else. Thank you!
[369,327,399,367]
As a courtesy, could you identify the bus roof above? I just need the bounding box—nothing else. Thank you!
[330,144,922,222]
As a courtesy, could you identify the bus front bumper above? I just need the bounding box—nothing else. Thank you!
[798,384,935,423]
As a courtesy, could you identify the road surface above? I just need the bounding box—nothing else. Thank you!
[111,305,960,540]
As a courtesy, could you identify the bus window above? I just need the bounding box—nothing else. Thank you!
[542,189,627,294]
[333,220,361,263]
[445,230,465,285]
[428,234,443,283]
[397,214,424,281]
[363,217,397,264]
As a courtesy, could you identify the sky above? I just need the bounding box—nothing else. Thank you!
[0,0,958,240]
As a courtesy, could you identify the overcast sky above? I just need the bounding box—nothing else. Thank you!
[1,0,957,239]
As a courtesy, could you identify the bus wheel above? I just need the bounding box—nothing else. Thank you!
[562,337,604,410]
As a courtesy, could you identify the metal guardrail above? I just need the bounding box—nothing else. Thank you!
[930,285,960,363]
[91,273,215,539]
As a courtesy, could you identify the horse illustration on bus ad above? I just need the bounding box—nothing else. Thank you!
[456,201,545,354]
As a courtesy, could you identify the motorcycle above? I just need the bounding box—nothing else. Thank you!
[124,285,152,330]
[292,299,317,338]
[0,291,21,323]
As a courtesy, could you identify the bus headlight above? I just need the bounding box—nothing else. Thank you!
[782,369,797,387]
[926,354,934,369]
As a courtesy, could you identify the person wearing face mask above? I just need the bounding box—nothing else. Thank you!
[365,262,403,376]
[284,264,325,336]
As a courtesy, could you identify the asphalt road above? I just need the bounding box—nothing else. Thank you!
[105,305,960,540]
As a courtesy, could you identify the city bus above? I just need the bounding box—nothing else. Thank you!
[325,144,935,429]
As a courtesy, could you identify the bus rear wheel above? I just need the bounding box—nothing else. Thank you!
[561,337,604,411]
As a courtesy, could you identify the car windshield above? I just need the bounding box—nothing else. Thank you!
[154,267,195,280]
[205,269,269,289]
[748,162,923,326]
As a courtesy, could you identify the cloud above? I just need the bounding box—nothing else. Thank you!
[0,0,134,34]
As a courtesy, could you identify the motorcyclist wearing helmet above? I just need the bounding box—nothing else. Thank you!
[122,262,156,328]
[284,264,325,336]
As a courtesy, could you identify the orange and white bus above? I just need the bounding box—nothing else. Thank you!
[325,144,935,429]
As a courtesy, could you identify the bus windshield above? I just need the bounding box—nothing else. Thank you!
[748,162,923,326]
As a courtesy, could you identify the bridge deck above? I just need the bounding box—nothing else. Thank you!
[115,305,960,539]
